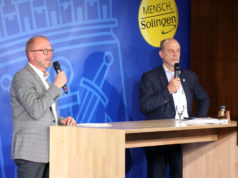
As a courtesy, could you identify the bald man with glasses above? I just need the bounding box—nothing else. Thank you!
[10,36,76,178]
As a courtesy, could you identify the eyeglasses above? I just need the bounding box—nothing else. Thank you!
[30,49,54,55]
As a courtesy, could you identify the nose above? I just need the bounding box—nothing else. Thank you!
[47,51,53,57]
[173,52,178,57]
[173,50,180,57]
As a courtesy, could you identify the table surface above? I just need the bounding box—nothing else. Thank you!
[74,119,237,133]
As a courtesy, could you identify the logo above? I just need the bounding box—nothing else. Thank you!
[138,0,178,47]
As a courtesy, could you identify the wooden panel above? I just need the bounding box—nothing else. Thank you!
[183,128,238,178]
[126,129,218,148]
[191,0,238,120]
[49,120,237,178]
[50,126,125,178]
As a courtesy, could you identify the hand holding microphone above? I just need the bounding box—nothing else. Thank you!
[168,78,181,93]
[53,61,68,94]
[167,63,181,94]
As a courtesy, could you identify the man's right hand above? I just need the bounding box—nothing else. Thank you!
[53,71,67,88]
[167,77,181,94]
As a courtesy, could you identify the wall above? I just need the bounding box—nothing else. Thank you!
[190,0,238,120]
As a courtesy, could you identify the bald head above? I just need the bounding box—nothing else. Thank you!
[25,36,49,59]
[159,38,181,71]
[25,36,53,72]
[160,38,180,51]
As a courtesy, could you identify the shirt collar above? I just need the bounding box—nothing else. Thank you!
[163,64,174,74]
[163,64,174,81]
[28,63,49,80]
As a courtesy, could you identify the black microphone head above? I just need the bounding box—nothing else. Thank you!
[174,63,180,78]
[53,61,61,73]
[174,63,180,70]
[53,61,60,70]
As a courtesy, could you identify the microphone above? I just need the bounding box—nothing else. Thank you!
[53,61,68,94]
[174,63,180,78]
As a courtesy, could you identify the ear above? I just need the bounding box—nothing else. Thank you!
[28,52,34,63]
[159,50,163,59]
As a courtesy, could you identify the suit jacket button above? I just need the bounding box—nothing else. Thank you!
[53,120,56,123]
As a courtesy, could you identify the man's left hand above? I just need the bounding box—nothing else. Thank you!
[60,116,77,125]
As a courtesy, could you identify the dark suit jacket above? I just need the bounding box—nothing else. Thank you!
[140,66,210,120]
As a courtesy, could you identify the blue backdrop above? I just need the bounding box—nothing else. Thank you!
[0,0,190,178]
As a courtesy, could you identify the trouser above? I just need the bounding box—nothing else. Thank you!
[14,159,49,178]
[145,144,183,178]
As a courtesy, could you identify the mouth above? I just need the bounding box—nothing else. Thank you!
[173,59,179,63]
[45,60,51,66]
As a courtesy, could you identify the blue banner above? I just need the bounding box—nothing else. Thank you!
[0,0,190,177]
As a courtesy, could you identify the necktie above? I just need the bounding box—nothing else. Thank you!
[43,71,48,77]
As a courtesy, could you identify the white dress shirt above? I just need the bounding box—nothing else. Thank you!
[163,65,188,119]
[28,63,58,120]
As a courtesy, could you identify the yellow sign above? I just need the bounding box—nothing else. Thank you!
[138,0,179,47]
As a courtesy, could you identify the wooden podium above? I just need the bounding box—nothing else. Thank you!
[49,119,237,178]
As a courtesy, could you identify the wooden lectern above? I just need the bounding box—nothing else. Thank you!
[50,119,237,178]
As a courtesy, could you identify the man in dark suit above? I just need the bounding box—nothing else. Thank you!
[10,36,77,178]
[140,38,210,178]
